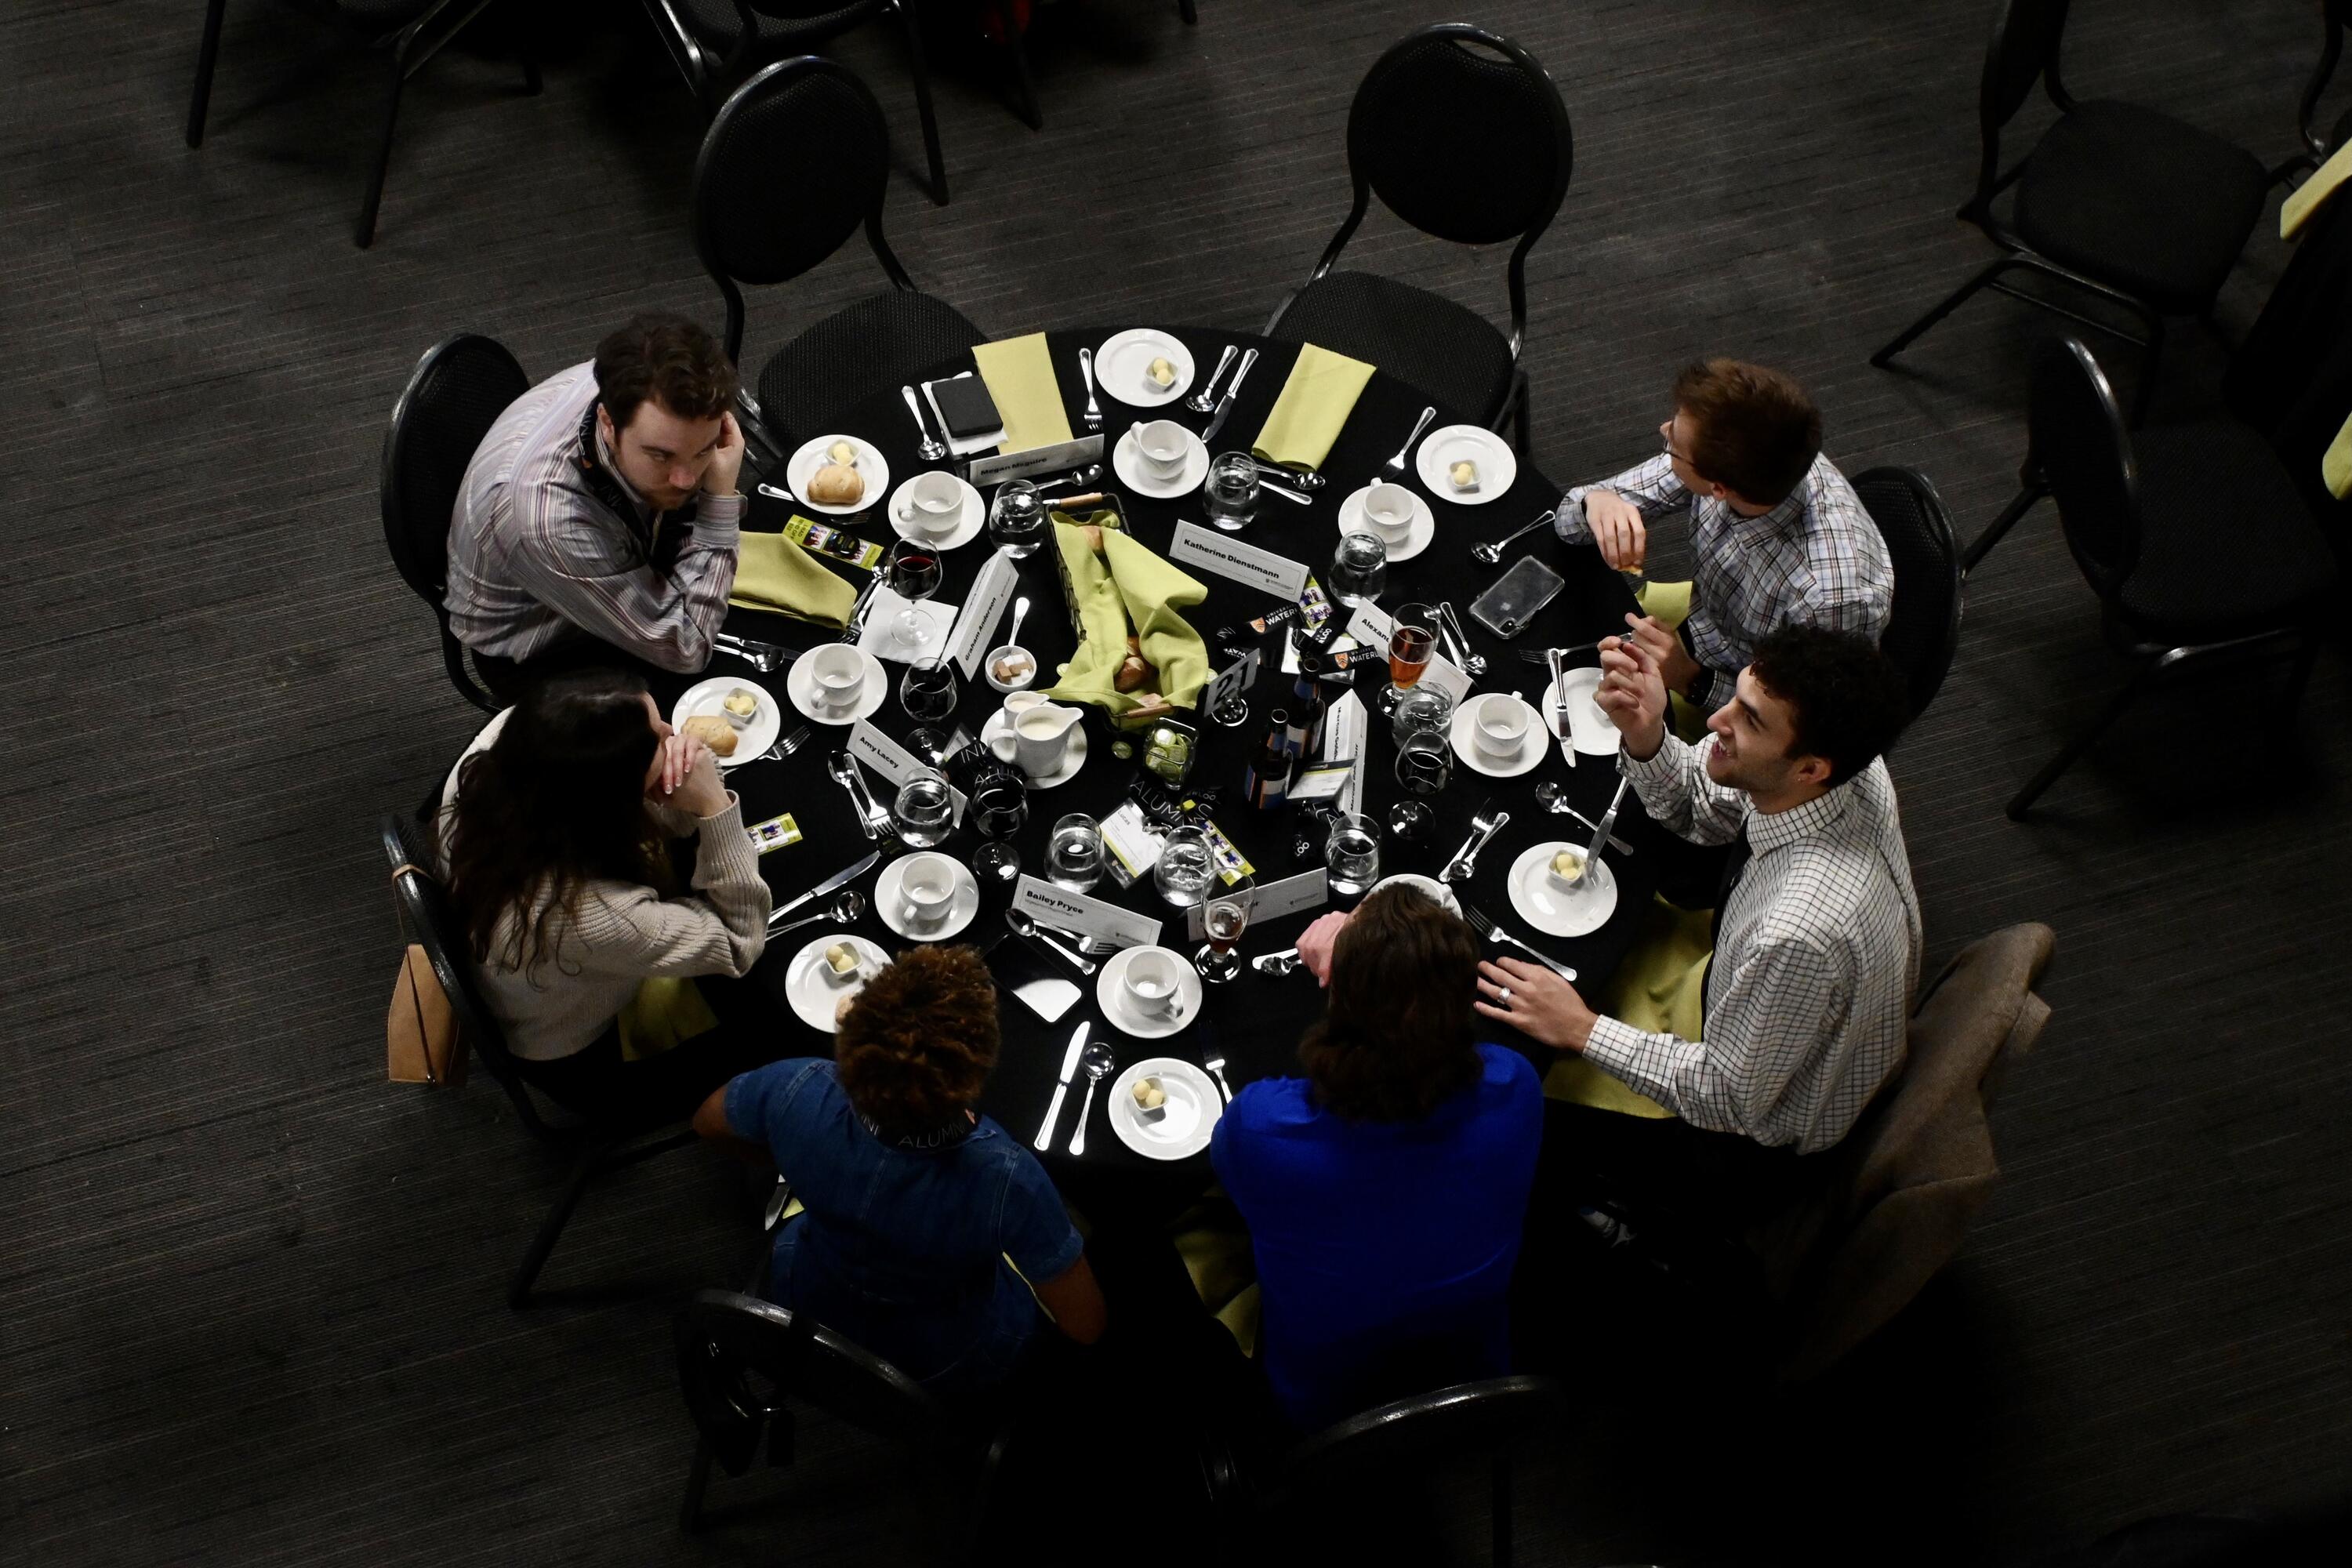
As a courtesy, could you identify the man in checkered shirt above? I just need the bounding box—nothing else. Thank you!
[1553,359,1893,717]
[1479,626,1920,1217]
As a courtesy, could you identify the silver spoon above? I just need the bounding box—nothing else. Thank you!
[902,384,946,462]
[1242,456,1325,490]
[1067,1044,1115,1155]
[768,889,867,938]
[1439,604,1486,677]
[1472,508,1559,565]
[1385,406,1436,476]
[1188,347,1238,413]
[1004,593,1030,651]
[1033,464,1106,493]
[1005,909,1098,975]
[1532,782,1635,856]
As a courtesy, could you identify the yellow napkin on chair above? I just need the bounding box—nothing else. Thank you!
[2326,416,2352,500]
[1249,343,1376,472]
[617,976,720,1062]
[1543,894,1705,1117]
[1038,516,1212,721]
[972,333,1075,453]
[2282,138,2352,240]
[728,527,858,628]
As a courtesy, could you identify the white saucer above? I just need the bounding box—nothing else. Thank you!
[786,434,890,516]
[1505,841,1619,938]
[1094,946,1206,1040]
[1112,424,1209,498]
[1415,423,1516,504]
[981,707,1089,788]
[1109,1057,1222,1160]
[785,648,887,726]
[1369,873,1461,916]
[1544,666,1622,756]
[1449,695,1545,778]
[1336,485,1436,561]
[874,855,982,941]
[670,677,781,771]
[784,934,891,1033]
[886,475,985,549]
[1097,328,1196,408]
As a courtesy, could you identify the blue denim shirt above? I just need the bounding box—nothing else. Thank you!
[727,1059,1083,1399]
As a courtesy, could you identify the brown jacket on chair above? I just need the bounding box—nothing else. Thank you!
[1754,922,2057,1382]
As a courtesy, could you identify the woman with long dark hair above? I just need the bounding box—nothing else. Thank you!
[436,667,774,1118]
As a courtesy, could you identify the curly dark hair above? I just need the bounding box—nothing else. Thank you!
[593,311,738,430]
[1672,357,1822,505]
[1748,625,1910,787]
[835,946,1001,1131]
[1297,886,1482,1122]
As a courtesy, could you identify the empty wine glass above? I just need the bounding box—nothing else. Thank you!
[1378,602,1439,716]
[885,539,943,650]
[900,655,958,762]
[1047,812,1103,892]
[1194,875,1256,983]
[969,773,1027,883]
[890,768,955,848]
[988,479,1047,557]
[1330,532,1388,608]
[1324,811,1381,898]
[1388,730,1451,840]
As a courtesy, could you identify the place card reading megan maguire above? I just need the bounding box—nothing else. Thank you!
[1167,522,1311,600]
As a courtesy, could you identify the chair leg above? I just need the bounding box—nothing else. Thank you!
[187,0,229,146]
[1178,0,1199,22]
[355,53,407,249]
[520,48,542,96]
[510,1142,601,1306]
[1491,1454,1514,1568]
[2006,658,2158,820]
[1512,372,1532,459]
[679,1438,715,1534]
[1871,256,2018,368]
[895,2,949,205]
[1003,24,1042,130]
[1962,476,2049,572]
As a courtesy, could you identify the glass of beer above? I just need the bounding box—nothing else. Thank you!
[1193,873,1257,984]
[1379,603,1439,716]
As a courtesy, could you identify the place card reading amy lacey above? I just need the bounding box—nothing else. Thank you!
[847,721,965,822]
[1184,868,1329,941]
[1012,876,1165,952]
[1168,522,1310,600]
[948,550,1020,680]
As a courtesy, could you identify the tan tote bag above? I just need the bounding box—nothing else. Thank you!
[387,862,467,1086]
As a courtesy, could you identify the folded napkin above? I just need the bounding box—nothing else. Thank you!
[618,976,719,1062]
[1541,892,1699,1118]
[1039,515,1211,721]
[728,525,858,628]
[972,332,1075,454]
[1250,343,1376,472]
[2327,413,2352,499]
[2283,138,2352,240]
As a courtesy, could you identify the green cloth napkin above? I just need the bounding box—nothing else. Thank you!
[972,332,1075,453]
[1544,892,1693,1118]
[1250,343,1376,472]
[2283,136,2352,240]
[728,526,857,628]
[618,976,720,1062]
[1039,516,1210,721]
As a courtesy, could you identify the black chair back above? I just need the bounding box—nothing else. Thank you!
[1278,1375,1561,1491]
[673,1290,946,1475]
[2298,0,2352,158]
[692,56,913,364]
[1974,0,2074,199]
[2028,336,2142,601]
[1851,466,1964,728]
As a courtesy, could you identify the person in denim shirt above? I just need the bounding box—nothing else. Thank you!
[695,947,1105,1398]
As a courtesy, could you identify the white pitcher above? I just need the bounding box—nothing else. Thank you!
[995,700,1081,777]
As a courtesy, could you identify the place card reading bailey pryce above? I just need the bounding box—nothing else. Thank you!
[1011,875,1165,952]
[1184,867,1329,941]
[1168,522,1310,600]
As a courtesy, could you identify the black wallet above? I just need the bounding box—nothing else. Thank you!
[931,376,1002,441]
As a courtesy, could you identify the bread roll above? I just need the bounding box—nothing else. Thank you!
[1115,654,1152,692]
[681,714,738,756]
[807,463,865,506]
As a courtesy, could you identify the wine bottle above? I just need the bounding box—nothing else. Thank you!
[1287,652,1325,759]
[1245,710,1293,810]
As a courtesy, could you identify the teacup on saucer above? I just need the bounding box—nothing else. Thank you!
[1136,419,1189,479]
[1472,692,1529,760]
[807,644,866,709]
[1362,481,1418,544]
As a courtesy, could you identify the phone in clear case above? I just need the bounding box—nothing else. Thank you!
[1468,555,1566,638]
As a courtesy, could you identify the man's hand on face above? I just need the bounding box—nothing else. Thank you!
[1475,957,1599,1051]
[1621,612,1700,697]
[1595,634,1669,761]
[702,411,746,499]
[1583,490,1648,572]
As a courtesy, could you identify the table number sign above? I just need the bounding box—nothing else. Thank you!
[1168,522,1311,600]
[1012,876,1165,951]
[948,550,1021,680]
[1203,648,1260,717]
[848,721,967,823]
[1184,868,1329,940]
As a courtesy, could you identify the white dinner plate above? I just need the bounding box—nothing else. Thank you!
[874,855,982,942]
[1369,873,1461,915]
[784,934,891,1033]
[1096,329,1196,408]
[1505,841,1619,938]
[1544,666,1622,757]
[981,707,1090,788]
[1335,485,1435,561]
[886,474,986,550]
[1448,694,1545,778]
[1111,424,1209,499]
[1109,1057,1223,1160]
[1094,945,1206,1040]
[670,677,781,771]
[1415,423,1517,504]
[784,648,888,725]
[786,434,891,516]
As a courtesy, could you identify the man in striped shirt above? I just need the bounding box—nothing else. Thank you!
[446,313,745,696]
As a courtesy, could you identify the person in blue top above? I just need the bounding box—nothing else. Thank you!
[1211,886,1544,1429]
[694,946,1106,1399]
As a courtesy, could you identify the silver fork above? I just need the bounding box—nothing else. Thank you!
[1461,904,1578,983]
[713,634,801,675]
[1200,1044,1235,1105]
[747,724,812,764]
[1077,347,1102,431]
[1441,804,1509,884]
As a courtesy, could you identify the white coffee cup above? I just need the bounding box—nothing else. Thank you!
[1362,482,1417,543]
[1137,419,1189,479]
[808,644,866,709]
[906,471,963,531]
[1123,947,1182,1017]
[899,852,957,928]
[1473,692,1529,759]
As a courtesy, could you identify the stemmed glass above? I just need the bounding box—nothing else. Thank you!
[987,479,1047,557]
[899,655,958,763]
[968,772,1027,884]
[1378,602,1439,717]
[1194,875,1256,984]
[890,768,955,848]
[1388,730,1451,840]
[884,539,943,650]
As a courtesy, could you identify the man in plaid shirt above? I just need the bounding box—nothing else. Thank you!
[1553,359,1892,715]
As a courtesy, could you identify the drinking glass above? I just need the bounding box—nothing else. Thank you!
[1390,684,1457,748]
[1047,812,1104,892]
[968,774,1027,883]
[1194,875,1256,984]
[884,540,943,650]
[1204,452,1260,532]
[988,479,1047,557]
[1329,532,1388,608]
[899,655,959,763]
[1379,602,1439,716]
[1324,812,1381,898]
[891,768,955,849]
[1388,731,1451,840]
[1153,825,1214,909]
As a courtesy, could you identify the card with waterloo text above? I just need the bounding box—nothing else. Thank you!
[1011,876,1164,951]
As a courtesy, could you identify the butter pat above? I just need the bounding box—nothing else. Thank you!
[824,942,859,977]
[1449,459,1479,492]
[1145,356,1176,390]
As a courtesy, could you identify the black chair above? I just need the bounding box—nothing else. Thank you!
[2292,1,2352,171]
[641,2,949,205]
[1869,0,2270,419]
[380,333,528,715]
[995,0,1202,132]
[1264,24,1573,456]
[1998,339,2333,819]
[1850,466,1964,733]
[1202,1376,1563,1568]
[187,0,540,248]
[693,56,986,458]
[672,1290,1014,1547]
[381,816,702,1305]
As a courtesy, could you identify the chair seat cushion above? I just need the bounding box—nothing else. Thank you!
[754,288,986,451]
[2114,419,2337,638]
[2013,100,2267,314]
[1269,271,1515,424]
[671,0,879,50]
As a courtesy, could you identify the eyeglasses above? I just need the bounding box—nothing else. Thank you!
[1658,419,1695,466]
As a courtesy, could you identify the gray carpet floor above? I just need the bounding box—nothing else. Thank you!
[6,1,2352,1563]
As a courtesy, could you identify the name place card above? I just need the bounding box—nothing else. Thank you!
[848,721,966,824]
[949,550,1022,680]
[1346,602,1469,702]
[1012,875,1166,951]
[1319,690,1366,765]
[1184,868,1330,940]
[1168,522,1310,600]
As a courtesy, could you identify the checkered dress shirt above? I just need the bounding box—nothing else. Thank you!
[1555,451,1894,711]
[1581,735,1922,1153]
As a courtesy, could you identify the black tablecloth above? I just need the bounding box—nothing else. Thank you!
[649,327,1670,1203]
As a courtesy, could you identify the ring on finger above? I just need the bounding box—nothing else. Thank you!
[1497,986,1512,1007]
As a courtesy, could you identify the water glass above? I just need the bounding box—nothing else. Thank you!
[1324,812,1381,898]
[988,479,1047,557]
[1329,532,1388,608]
[1390,684,1457,747]
[1204,452,1260,532]
[1388,731,1451,840]
[1153,825,1215,909]
[969,775,1027,883]
[891,768,955,849]
[900,655,959,763]
[1047,811,1104,892]
[1194,875,1256,984]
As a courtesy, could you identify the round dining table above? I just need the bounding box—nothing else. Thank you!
[650,327,1672,1217]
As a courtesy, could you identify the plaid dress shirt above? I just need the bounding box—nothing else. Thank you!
[1555,452,1893,711]
[445,361,740,673]
[1581,735,1922,1153]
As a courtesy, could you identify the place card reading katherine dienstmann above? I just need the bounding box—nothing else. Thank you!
[1011,876,1165,952]
[1167,522,1310,600]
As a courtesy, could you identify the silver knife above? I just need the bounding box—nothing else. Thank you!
[1546,647,1575,770]
[1198,347,1259,444]
[1035,1022,1090,1151]
[768,849,882,927]
[1581,777,1631,879]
